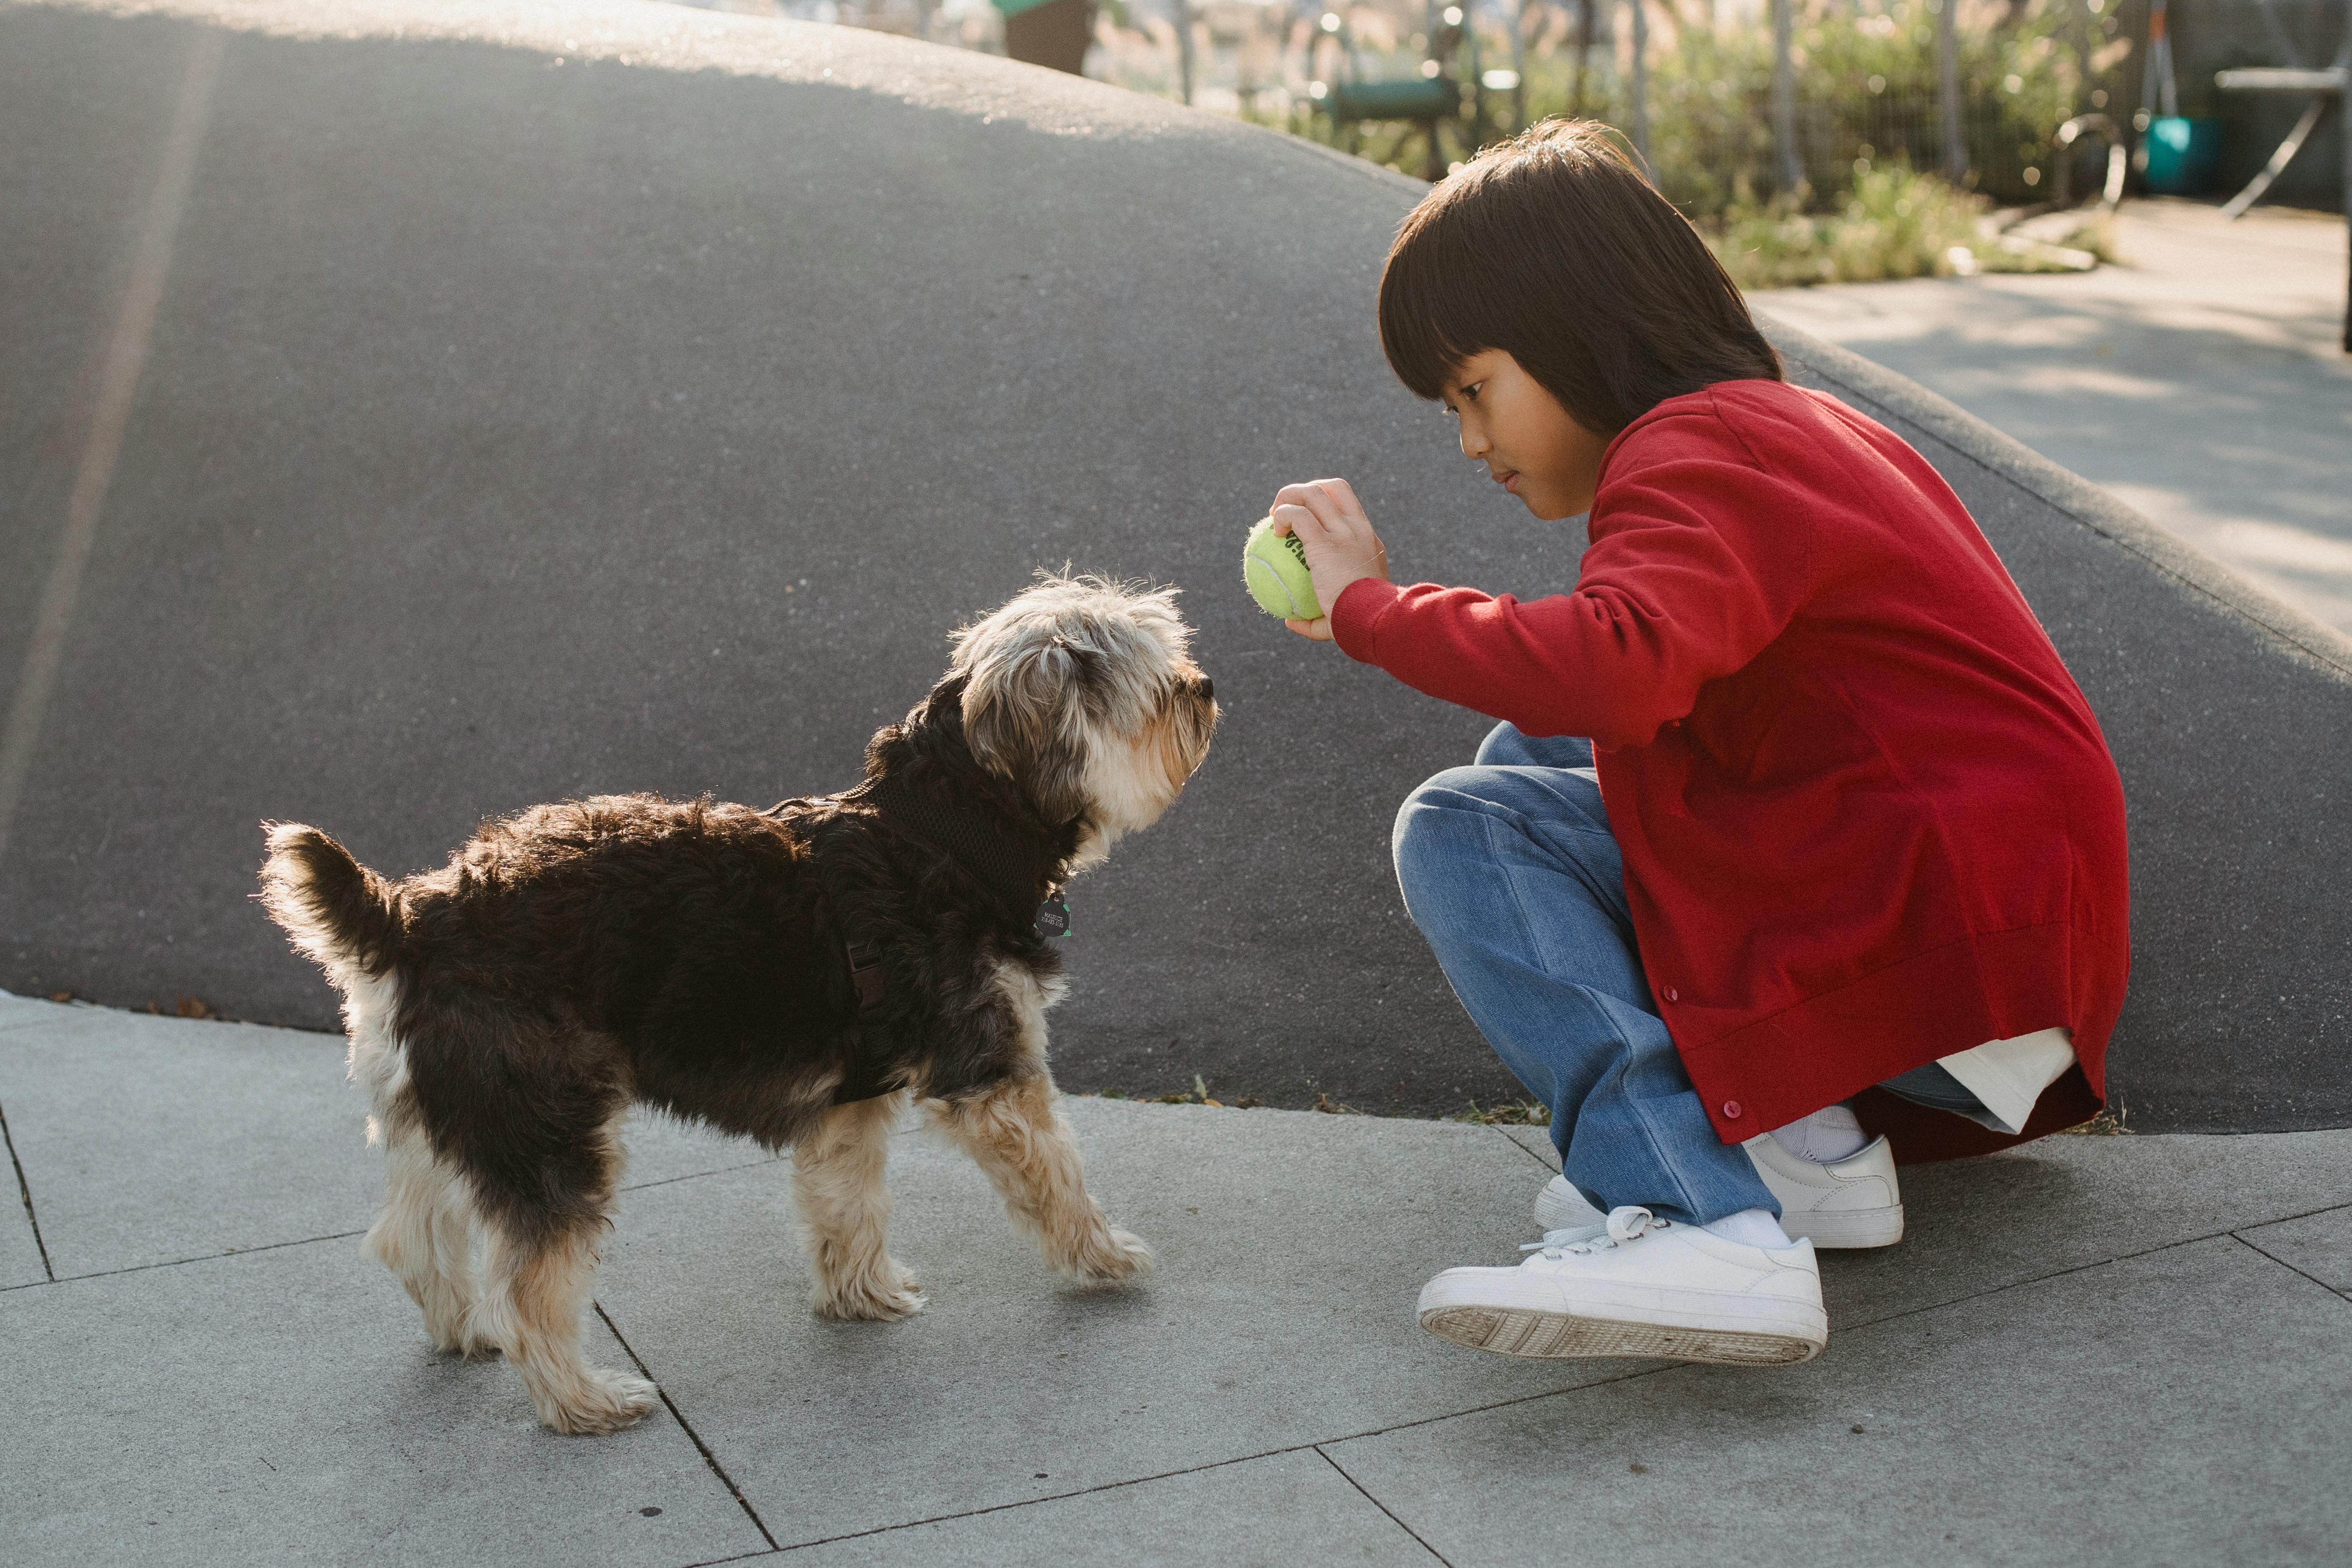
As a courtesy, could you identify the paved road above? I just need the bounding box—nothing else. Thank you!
[4,0,2349,1133]
[4,993,2349,1565]
[1759,199,2352,635]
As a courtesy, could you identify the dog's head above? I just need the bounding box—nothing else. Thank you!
[948,573,1218,868]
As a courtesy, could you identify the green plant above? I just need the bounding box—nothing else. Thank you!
[1707,161,1987,288]
[1512,0,2130,213]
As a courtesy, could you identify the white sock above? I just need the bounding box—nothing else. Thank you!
[1701,1208,1793,1249]
[1768,1101,1868,1164]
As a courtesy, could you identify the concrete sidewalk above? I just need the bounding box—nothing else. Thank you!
[1757,199,2352,637]
[4,988,2348,1566]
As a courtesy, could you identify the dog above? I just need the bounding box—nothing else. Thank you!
[258,574,1218,1434]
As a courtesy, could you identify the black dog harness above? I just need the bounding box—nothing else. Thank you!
[824,777,1069,1105]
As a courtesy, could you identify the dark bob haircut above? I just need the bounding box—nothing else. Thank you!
[1379,120,1782,435]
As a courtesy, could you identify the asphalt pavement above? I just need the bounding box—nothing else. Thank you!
[4,991,2349,1565]
[5,0,2349,1132]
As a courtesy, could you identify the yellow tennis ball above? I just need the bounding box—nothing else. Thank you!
[1242,516,1322,622]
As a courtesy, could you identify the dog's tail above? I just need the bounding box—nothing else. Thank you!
[258,822,404,982]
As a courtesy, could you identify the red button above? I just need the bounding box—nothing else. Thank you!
[1722,1101,1743,1119]
[1663,987,1679,1002]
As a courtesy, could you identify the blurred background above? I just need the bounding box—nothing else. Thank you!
[679,0,2345,288]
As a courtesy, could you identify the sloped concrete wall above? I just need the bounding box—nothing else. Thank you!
[4,0,2346,1131]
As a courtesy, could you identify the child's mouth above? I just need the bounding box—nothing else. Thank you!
[1496,469,1520,493]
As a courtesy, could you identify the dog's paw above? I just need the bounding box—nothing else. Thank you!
[1064,1225,1155,1287]
[541,1370,660,1437]
[812,1259,927,1322]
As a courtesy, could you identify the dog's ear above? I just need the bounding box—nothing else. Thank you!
[958,635,1099,827]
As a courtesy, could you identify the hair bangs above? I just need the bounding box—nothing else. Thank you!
[1378,218,1492,403]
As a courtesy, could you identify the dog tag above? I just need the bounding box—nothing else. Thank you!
[1034,895,1070,938]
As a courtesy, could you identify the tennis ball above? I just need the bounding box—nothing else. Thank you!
[1242,516,1322,622]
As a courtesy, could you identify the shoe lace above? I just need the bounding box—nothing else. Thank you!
[1520,1205,1668,1260]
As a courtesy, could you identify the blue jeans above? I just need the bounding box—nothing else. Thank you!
[1392,723,1779,1227]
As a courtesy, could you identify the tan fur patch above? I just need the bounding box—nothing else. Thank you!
[925,1002,1150,1287]
[793,1092,923,1321]
[475,1221,658,1436]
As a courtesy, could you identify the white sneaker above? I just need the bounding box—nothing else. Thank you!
[1742,1133,1905,1249]
[1419,1206,1827,1366]
[1532,1136,1905,1250]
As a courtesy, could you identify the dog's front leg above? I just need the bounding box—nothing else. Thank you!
[930,1076,1152,1286]
[793,1091,924,1321]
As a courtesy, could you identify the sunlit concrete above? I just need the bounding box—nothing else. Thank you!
[1759,200,2352,635]
[4,999,2349,1564]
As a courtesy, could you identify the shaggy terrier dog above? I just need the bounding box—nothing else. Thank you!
[259,575,1218,1434]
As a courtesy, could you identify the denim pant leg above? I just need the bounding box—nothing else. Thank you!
[1394,723,1777,1227]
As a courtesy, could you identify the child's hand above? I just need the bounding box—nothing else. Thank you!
[1268,478,1390,643]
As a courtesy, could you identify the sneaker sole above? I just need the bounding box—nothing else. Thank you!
[1784,1204,1905,1249]
[1419,1304,1823,1366]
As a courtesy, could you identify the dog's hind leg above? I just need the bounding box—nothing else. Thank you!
[468,1215,655,1435]
[792,1091,923,1321]
[368,1119,487,1355]
[348,984,487,1356]
[463,1108,657,1435]
[927,1075,1152,1287]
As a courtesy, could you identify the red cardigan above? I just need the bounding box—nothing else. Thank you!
[1333,381,2129,1160]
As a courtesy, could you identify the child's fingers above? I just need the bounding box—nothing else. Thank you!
[1286,482,1360,540]
[1284,616,1335,642]
[1269,501,1319,541]
[1309,477,1367,524]
[1272,480,1362,531]
[1271,480,1330,515]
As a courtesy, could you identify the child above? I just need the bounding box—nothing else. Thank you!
[1270,122,2128,1366]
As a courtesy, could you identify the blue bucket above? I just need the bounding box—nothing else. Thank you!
[2139,116,2220,195]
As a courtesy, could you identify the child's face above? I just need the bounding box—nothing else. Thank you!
[1442,350,1611,521]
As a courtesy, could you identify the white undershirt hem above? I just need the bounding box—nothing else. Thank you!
[1936,1026,2076,1135]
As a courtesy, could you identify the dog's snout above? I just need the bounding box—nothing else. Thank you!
[1195,675,1214,701]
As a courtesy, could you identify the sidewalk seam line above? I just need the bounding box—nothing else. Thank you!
[1832,1197,2352,1336]
[1315,1445,1453,1565]
[621,1157,786,1195]
[1834,1225,2255,1336]
[762,1384,1672,1554]
[1492,1124,1558,1173]
[0,1099,54,1281]
[2225,1230,2352,1303]
[0,1226,364,1292]
[594,1301,779,1553]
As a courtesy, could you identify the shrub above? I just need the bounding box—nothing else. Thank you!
[1707,163,1988,289]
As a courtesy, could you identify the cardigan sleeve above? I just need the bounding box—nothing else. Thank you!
[1329,411,1815,747]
